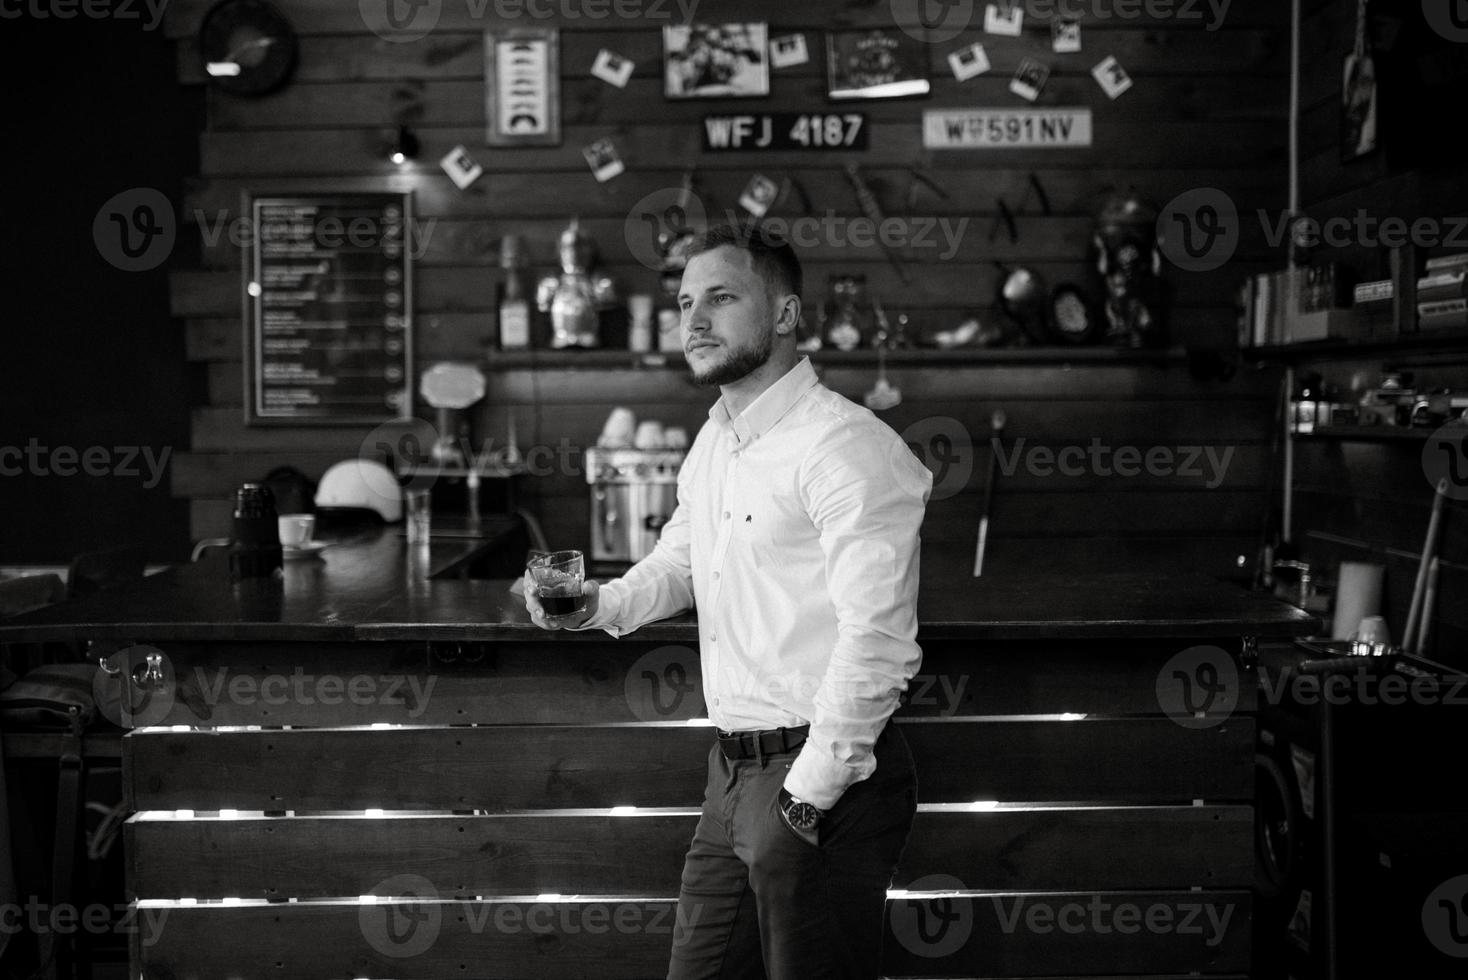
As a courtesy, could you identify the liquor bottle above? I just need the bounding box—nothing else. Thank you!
[822,274,873,351]
[498,235,531,350]
[229,483,283,581]
[655,235,691,353]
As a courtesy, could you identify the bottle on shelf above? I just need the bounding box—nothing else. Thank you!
[821,273,875,351]
[655,238,690,354]
[628,293,653,353]
[498,234,531,350]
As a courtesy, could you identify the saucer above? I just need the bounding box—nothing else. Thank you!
[282,540,329,558]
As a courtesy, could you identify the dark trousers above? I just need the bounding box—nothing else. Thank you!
[666,723,918,980]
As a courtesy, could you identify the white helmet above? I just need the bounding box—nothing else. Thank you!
[314,459,402,522]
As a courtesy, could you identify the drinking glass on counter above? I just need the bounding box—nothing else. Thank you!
[526,549,586,617]
[405,489,432,543]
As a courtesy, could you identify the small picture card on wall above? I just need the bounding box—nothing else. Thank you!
[770,33,809,69]
[582,137,625,182]
[485,27,560,146]
[739,174,780,217]
[664,23,770,98]
[827,28,931,99]
[1009,58,1050,102]
[948,42,991,82]
[1091,55,1134,99]
[1052,18,1082,53]
[440,145,484,189]
[984,2,1023,36]
[591,49,634,88]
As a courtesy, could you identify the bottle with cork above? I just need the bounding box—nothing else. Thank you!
[498,234,531,350]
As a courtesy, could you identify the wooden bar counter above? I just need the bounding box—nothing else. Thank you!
[0,528,1316,979]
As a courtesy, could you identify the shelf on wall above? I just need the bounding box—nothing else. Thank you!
[482,346,1190,370]
[1294,425,1434,442]
[1244,330,1468,362]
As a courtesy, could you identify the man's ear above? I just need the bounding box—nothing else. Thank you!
[774,294,801,335]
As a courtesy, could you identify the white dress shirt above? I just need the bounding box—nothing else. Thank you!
[580,357,932,809]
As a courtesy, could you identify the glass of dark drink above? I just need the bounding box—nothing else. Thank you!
[527,549,586,618]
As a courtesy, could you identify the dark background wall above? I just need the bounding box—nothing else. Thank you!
[161,0,1291,584]
[0,12,199,565]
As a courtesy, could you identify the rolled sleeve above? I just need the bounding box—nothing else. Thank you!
[783,428,931,809]
[569,478,696,637]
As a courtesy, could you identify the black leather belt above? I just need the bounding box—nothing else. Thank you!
[717,725,809,760]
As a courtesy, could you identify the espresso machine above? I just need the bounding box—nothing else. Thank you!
[584,447,684,570]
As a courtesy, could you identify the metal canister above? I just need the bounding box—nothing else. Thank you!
[229,483,283,580]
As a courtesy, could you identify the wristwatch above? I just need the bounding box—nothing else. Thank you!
[779,788,822,833]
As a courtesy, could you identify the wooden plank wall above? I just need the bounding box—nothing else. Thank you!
[163,0,1292,582]
[123,635,1258,978]
[1289,0,1467,667]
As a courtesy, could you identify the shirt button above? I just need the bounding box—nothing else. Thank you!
[709,633,717,643]
[723,511,731,520]
[712,571,720,579]
[712,697,721,706]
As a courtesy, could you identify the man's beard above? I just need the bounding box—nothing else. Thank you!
[689,330,773,387]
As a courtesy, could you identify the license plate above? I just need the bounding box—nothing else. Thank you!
[923,108,1092,149]
[703,112,867,152]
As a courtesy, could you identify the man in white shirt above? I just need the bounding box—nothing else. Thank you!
[523,225,932,978]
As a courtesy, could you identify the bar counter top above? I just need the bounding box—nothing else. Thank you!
[0,525,1317,643]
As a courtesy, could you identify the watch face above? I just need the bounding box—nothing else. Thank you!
[200,0,298,97]
[786,801,820,831]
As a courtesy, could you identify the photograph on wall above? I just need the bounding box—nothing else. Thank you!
[827,29,931,100]
[663,23,770,99]
[1341,42,1378,160]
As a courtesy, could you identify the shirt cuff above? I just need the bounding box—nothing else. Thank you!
[782,745,866,811]
[565,581,626,638]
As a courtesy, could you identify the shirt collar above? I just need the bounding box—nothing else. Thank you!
[708,357,819,447]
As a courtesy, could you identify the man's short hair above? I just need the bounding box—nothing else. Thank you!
[685,224,803,302]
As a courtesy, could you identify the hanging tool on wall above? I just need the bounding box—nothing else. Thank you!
[973,409,1007,576]
[844,163,911,284]
[780,174,815,215]
[987,172,1052,244]
[904,165,951,212]
[988,198,1019,244]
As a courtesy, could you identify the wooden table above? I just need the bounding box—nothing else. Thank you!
[0,530,1316,979]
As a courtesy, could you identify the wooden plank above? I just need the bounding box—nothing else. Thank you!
[189,398,1270,458]
[185,169,1288,222]
[197,122,1287,176]
[131,892,1252,977]
[205,75,1287,130]
[124,719,1253,811]
[95,637,1256,728]
[185,353,1281,401]
[171,262,1265,317]
[926,535,1265,582]
[194,214,1288,270]
[163,0,1289,37]
[126,804,1253,900]
[169,19,1290,77]
[1292,489,1467,572]
[170,443,1272,501]
[187,312,1276,365]
[927,490,1264,535]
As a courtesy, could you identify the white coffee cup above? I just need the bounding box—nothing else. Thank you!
[278,514,315,548]
[634,420,666,449]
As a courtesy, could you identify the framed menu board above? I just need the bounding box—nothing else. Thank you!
[244,192,413,425]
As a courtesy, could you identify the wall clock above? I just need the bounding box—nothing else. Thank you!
[199,0,298,97]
